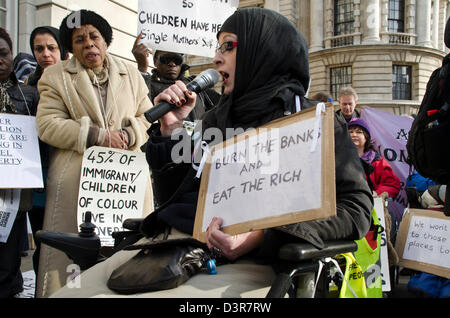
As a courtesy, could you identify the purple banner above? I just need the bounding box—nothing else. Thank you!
[361,107,413,223]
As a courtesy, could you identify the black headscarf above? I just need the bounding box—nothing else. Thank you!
[203,8,310,135]
[27,26,68,86]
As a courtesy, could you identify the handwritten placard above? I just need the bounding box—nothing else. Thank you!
[137,0,239,58]
[373,197,391,292]
[0,114,43,189]
[395,209,450,279]
[77,146,149,246]
[193,104,336,242]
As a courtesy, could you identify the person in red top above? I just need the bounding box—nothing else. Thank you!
[348,118,401,199]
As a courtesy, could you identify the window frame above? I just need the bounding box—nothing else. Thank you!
[392,64,412,100]
[388,0,405,33]
[330,65,353,101]
[334,0,355,36]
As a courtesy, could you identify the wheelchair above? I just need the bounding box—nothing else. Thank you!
[36,212,357,298]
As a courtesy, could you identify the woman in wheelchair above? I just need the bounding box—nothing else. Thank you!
[50,8,373,298]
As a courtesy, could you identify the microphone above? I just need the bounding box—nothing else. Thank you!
[144,69,220,123]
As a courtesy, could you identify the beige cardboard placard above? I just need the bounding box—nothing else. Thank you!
[193,104,336,242]
[395,209,450,279]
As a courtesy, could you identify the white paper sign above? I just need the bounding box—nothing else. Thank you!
[0,114,43,189]
[201,117,322,232]
[402,215,450,269]
[137,0,239,58]
[373,197,391,292]
[0,189,21,243]
[77,146,149,246]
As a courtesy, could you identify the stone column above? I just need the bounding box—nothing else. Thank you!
[416,0,432,47]
[432,0,440,48]
[363,0,381,43]
[310,0,324,52]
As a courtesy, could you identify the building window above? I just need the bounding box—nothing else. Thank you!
[392,65,411,100]
[334,0,354,36]
[330,66,352,101]
[388,0,405,33]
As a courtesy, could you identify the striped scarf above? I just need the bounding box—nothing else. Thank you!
[0,79,16,113]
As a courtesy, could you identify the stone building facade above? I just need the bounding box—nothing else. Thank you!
[3,0,449,114]
[190,0,450,115]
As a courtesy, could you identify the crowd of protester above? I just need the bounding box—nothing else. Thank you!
[0,7,447,299]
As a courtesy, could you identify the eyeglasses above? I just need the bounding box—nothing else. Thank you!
[158,54,183,65]
[216,41,237,54]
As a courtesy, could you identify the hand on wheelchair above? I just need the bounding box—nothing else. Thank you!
[205,216,264,261]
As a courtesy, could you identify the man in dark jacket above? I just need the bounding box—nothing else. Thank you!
[0,27,39,298]
[335,86,361,123]
[132,37,220,123]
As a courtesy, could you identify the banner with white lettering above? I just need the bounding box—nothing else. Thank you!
[361,107,413,223]
[137,0,239,58]
[0,189,20,243]
[77,147,149,246]
[0,114,43,189]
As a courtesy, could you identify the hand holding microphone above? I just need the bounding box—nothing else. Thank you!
[145,69,219,136]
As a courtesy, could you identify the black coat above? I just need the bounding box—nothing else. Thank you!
[143,96,373,254]
[6,74,39,116]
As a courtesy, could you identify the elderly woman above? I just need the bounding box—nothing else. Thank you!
[51,8,372,298]
[35,10,153,297]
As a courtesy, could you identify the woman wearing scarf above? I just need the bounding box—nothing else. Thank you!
[26,26,69,87]
[49,8,372,298]
[35,10,154,297]
[26,26,69,278]
[147,8,373,261]
[0,28,39,298]
[348,118,401,199]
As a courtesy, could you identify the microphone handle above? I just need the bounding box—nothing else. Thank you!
[144,81,201,123]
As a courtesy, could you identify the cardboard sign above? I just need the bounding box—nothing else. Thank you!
[395,209,450,279]
[77,146,149,246]
[0,189,20,243]
[0,114,43,189]
[137,0,238,58]
[193,104,336,242]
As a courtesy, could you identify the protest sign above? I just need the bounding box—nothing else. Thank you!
[0,114,43,189]
[137,0,239,58]
[395,209,450,279]
[0,189,20,243]
[361,107,413,224]
[193,104,336,242]
[77,146,149,246]
[373,197,391,292]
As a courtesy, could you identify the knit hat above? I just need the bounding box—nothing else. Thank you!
[30,26,68,61]
[59,10,113,53]
[348,117,371,138]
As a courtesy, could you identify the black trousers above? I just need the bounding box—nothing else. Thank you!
[28,207,45,275]
[0,211,26,298]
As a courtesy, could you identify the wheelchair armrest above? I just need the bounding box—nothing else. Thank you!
[35,230,102,270]
[278,240,357,262]
[122,218,144,231]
